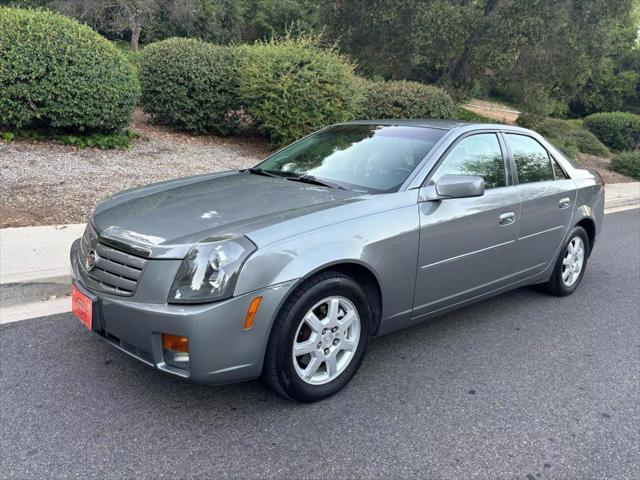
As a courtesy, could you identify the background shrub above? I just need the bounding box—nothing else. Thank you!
[139,38,241,133]
[237,36,362,146]
[454,107,494,123]
[610,151,640,180]
[0,7,139,132]
[583,112,640,151]
[358,80,458,120]
[517,116,610,160]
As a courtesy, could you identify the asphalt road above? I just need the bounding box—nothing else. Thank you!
[1,210,638,479]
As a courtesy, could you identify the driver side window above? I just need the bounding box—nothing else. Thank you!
[432,133,506,189]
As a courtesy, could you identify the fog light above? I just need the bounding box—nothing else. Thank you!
[162,334,189,370]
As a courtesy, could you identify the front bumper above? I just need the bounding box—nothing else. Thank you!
[71,239,295,384]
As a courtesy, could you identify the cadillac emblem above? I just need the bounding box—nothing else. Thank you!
[85,249,98,271]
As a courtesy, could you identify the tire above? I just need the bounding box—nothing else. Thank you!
[541,226,590,296]
[262,271,371,402]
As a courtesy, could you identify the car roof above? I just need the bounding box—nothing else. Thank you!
[344,119,476,130]
[342,119,543,138]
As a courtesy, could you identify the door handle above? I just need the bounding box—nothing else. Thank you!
[498,212,515,225]
[559,197,571,209]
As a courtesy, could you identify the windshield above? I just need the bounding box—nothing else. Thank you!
[256,124,445,193]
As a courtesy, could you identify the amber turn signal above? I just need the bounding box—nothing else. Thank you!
[162,333,189,352]
[244,296,263,330]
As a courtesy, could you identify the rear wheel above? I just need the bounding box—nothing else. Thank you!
[262,271,371,402]
[541,226,589,296]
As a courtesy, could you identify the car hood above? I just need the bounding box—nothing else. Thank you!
[92,171,361,258]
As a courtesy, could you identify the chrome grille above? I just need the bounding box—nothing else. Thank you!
[79,225,148,296]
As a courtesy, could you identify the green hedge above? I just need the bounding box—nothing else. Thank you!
[237,36,362,146]
[359,80,458,120]
[517,116,610,159]
[139,38,241,133]
[0,7,139,132]
[583,112,640,151]
[610,151,640,180]
[455,107,494,123]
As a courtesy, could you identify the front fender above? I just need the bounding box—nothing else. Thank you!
[234,199,420,327]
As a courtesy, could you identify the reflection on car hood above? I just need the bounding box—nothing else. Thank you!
[92,171,361,258]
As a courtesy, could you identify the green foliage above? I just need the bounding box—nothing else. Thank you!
[570,60,639,115]
[321,0,635,114]
[145,0,241,45]
[239,0,319,41]
[454,107,493,123]
[0,131,15,142]
[610,151,640,179]
[0,128,139,149]
[358,80,458,120]
[57,130,139,149]
[0,7,140,132]
[583,112,640,151]
[237,35,362,146]
[113,40,142,69]
[139,38,242,133]
[518,116,611,160]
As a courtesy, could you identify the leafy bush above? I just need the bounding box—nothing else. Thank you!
[57,131,139,149]
[610,151,640,180]
[0,7,139,132]
[583,112,640,151]
[237,36,362,146]
[139,38,241,133]
[455,107,494,123]
[518,116,610,159]
[358,80,458,120]
[0,128,139,149]
[0,131,15,142]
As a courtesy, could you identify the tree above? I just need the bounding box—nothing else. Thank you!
[53,0,240,49]
[239,0,319,42]
[321,0,416,79]
[55,0,158,50]
[321,0,636,114]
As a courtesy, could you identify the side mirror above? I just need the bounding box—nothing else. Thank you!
[423,175,485,201]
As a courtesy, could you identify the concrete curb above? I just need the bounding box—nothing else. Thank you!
[0,223,85,285]
[0,183,638,322]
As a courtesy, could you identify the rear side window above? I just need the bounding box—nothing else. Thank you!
[432,133,506,189]
[506,134,554,184]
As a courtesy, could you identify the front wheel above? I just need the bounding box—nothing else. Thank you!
[541,226,590,296]
[262,271,371,402]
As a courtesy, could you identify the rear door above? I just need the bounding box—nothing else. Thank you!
[413,132,521,318]
[503,133,576,277]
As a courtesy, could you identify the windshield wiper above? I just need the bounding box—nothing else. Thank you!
[244,167,280,178]
[286,174,345,190]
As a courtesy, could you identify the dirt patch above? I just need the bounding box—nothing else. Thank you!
[0,110,271,228]
[463,99,521,125]
[578,154,635,184]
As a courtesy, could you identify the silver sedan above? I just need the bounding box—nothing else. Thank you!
[70,120,604,401]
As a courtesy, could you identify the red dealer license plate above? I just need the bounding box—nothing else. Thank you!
[72,284,93,331]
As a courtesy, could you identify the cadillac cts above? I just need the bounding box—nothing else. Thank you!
[70,120,604,402]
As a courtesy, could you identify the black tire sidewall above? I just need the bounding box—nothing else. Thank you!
[553,226,590,295]
[274,275,371,402]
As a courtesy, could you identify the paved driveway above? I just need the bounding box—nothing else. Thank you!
[1,210,638,479]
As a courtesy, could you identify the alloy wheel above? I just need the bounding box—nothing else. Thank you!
[292,296,361,385]
[562,236,585,287]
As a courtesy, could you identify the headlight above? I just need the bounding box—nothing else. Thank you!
[168,236,256,304]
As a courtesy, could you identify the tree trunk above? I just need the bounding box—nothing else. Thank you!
[130,21,142,51]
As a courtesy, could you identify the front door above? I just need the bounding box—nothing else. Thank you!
[413,132,521,319]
